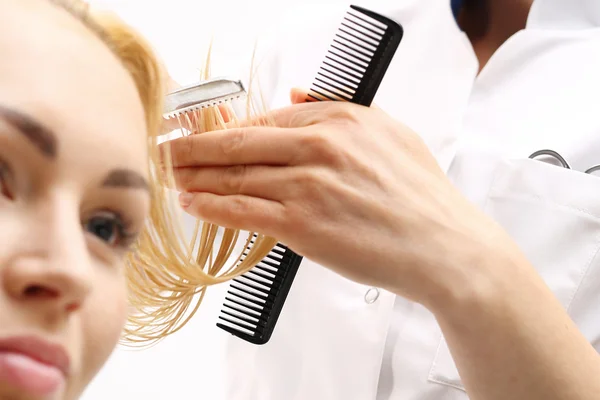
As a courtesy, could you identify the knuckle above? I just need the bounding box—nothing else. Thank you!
[290,169,329,210]
[175,168,194,189]
[220,165,247,193]
[301,129,329,151]
[301,130,341,164]
[212,196,250,227]
[219,129,247,157]
[289,109,318,127]
[325,103,357,122]
[281,203,311,240]
[226,197,262,230]
[229,196,250,216]
[295,168,323,189]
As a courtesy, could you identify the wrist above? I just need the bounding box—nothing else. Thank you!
[418,235,600,400]
[422,232,530,323]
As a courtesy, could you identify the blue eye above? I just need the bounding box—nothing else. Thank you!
[84,211,136,248]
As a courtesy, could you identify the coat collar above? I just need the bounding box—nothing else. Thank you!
[528,0,600,29]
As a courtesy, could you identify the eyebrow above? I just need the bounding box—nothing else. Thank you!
[102,169,150,192]
[0,105,58,158]
[0,105,149,193]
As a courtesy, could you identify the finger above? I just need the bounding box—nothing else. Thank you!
[224,100,335,130]
[224,106,303,129]
[171,165,292,200]
[178,192,286,237]
[160,126,304,168]
[290,87,311,104]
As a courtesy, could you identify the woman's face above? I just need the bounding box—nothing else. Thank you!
[0,1,149,399]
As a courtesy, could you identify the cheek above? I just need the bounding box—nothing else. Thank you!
[0,208,24,260]
[79,272,128,382]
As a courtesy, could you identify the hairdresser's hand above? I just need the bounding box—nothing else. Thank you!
[160,89,519,309]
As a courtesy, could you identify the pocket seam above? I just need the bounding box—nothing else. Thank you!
[426,161,500,392]
[428,337,466,392]
[428,160,600,392]
[488,192,600,221]
[567,234,600,312]
[488,158,600,220]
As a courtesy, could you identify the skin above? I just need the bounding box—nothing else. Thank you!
[458,0,534,70]
[0,1,149,399]
[163,1,600,398]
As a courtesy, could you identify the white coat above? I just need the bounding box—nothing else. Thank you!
[222,1,600,398]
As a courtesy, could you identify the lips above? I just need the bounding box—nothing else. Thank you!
[0,335,70,396]
[0,335,70,376]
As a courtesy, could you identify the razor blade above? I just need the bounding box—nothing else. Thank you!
[163,77,246,119]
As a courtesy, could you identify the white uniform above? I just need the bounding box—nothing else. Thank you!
[223,1,600,398]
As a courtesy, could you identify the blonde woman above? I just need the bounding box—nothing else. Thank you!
[0,0,161,397]
[1,0,264,398]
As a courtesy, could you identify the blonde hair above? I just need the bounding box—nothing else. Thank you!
[57,0,277,346]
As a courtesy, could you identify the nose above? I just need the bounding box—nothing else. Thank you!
[3,254,93,313]
[3,206,93,314]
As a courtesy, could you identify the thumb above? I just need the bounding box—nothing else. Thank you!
[289,87,311,104]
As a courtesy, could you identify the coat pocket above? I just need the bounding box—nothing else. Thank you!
[429,157,600,391]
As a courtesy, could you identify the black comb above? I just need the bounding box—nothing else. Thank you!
[216,5,403,345]
[307,5,403,105]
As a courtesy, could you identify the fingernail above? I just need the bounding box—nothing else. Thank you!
[179,192,194,208]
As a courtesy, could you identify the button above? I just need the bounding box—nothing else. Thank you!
[364,287,380,304]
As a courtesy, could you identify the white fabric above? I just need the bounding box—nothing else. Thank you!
[223,1,600,399]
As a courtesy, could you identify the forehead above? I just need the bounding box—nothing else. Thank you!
[0,0,147,172]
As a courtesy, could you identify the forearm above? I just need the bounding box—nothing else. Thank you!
[432,252,600,400]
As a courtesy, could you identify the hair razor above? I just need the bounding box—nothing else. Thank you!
[162,77,246,119]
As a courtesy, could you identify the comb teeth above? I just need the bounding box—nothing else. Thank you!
[308,5,403,106]
[217,237,302,344]
[163,93,244,120]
